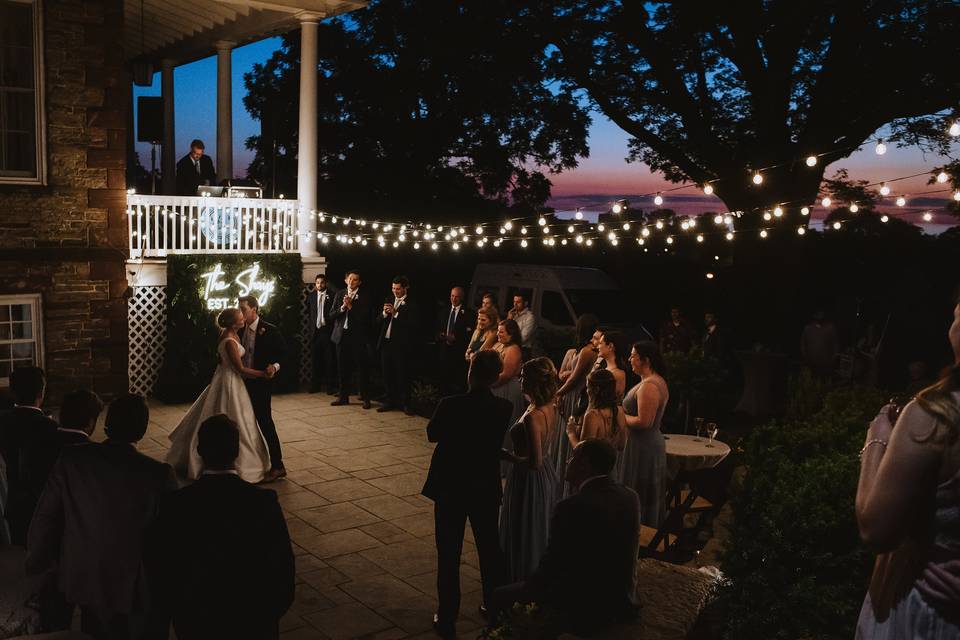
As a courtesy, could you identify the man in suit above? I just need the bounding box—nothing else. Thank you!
[376,275,420,414]
[0,366,58,545]
[493,438,640,635]
[175,139,217,196]
[330,269,375,410]
[308,273,339,394]
[238,295,287,483]
[422,350,513,638]
[437,286,474,396]
[27,393,177,639]
[151,414,295,639]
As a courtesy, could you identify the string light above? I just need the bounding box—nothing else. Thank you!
[821,197,832,207]
[725,232,734,241]
[849,203,859,213]
[504,221,513,230]
[880,215,889,223]
[950,121,960,137]
[611,202,623,214]
[937,171,949,184]
[654,194,664,206]
[763,212,772,221]
[520,239,528,248]
[714,214,724,224]
[575,209,584,220]
[801,207,810,216]
[475,226,483,234]
[954,191,960,202]
[773,206,783,217]
[923,212,933,222]
[875,139,887,155]
[538,217,547,226]
[805,156,817,167]
[666,236,674,244]
[752,172,763,185]
[759,229,768,238]
[879,183,890,196]
[520,227,528,235]
[797,226,806,235]
[703,184,714,195]
[833,221,842,230]
[896,196,906,206]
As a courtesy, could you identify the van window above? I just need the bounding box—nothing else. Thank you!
[475,286,499,311]
[566,289,631,323]
[541,290,572,326]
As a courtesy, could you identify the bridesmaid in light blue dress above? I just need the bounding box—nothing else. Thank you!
[555,315,600,491]
[491,319,526,426]
[500,357,561,582]
[620,341,669,528]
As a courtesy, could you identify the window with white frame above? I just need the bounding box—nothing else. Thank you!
[0,0,45,185]
[0,294,44,385]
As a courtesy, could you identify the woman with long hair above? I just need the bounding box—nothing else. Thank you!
[855,299,960,638]
[620,340,670,528]
[465,307,499,362]
[166,308,272,484]
[597,331,629,399]
[554,314,600,482]
[567,368,628,455]
[500,357,561,582]
[491,319,526,425]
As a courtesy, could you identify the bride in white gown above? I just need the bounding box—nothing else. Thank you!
[167,308,272,484]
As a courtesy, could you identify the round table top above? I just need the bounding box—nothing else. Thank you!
[664,434,731,473]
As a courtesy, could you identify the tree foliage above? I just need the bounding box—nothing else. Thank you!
[538,0,960,221]
[243,0,590,221]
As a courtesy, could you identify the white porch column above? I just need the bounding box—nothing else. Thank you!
[215,41,234,183]
[296,12,321,257]
[160,58,176,195]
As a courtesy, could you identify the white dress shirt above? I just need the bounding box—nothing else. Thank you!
[342,289,358,330]
[514,308,537,346]
[384,295,406,340]
[243,316,280,373]
[316,289,328,328]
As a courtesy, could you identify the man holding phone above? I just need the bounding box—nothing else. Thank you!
[377,276,419,414]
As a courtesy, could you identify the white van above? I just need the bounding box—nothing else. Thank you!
[468,263,641,358]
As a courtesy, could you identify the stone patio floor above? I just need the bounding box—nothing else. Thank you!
[143,393,478,640]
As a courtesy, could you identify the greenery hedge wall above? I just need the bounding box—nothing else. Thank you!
[715,375,883,639]
[155,254,303,403]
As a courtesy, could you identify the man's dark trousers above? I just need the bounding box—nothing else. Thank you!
[245,379,282,469]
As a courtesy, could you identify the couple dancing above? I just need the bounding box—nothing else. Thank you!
[166,296,287,484]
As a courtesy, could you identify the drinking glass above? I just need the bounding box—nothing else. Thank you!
[693,417,705,441]
[706,423,718,447]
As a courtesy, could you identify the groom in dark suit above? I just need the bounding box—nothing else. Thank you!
[151,414,294,639]
[329,269,375,410]
[238,296,287,483]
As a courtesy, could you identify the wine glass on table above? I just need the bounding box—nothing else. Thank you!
[693,417,705,441]
[706,422,719,448]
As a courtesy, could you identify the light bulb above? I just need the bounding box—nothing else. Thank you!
[849,203,859,213]
[655,220,664,230]
[654,194,664,206]
[504,221,513,230]
[414,242,420,249]
[875,139,886,155]
[666,236,674,245]
[714,215,724,224]
[597,224,605,232]
[567,225,575,233]
[696,234,704,243]
[475,226,483,235]
[801,207,810,216]
[763,212,772,221]
[706,273,714,280]
[499,227,506,234]
[453,242,461,251]
[641,227,650,237]
[797,227,806,236]
[805,155,817,167]
[725,232,734,240]
[561,239,568,245]
[923,211,933,222]
[833,221,842,229]
[637,238,645,245]
[538,217,547,226]
[575,235,583,244]
[622,222,631,231]
[821,197,832,207]
[950,121,960,137]
[392,241,399,248]
[450,229,458,237]
[703,184,714,195]
[752,172,763,185]
[493,239,501,247]
[575,209,584,220]
[896,196,906,207]
[879,184,890,196]
[431,242,439,251]
[954,191,960,202]
[681,220,691,230]
[774,206,783,217]
[586,239,593,246]
[880,215,889,223]
[611,239,619,246]
[521,239,528,248]
[759,230,768,238]
[937,171,949,183]
[724,215,733,225]
[521,227,528,235]
[611,203,623,214]
[607,231,616,241]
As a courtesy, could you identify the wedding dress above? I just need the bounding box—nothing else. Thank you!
[166,337,270,483]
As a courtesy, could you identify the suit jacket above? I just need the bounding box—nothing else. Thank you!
[376,297,420,351]
[151,473,294,638]
[175,153,217,196]
[528,476,640,629]
[26,441,177,613]
[329,287,374,345]
[422,389,513,504]
[439,305,474,351]
[0,407,59,544]
[244,318,287,388]
[308,285,338,334]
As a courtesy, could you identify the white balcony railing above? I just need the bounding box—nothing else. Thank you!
[127,194,300,258]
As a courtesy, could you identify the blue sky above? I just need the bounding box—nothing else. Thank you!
[133,37,954,223]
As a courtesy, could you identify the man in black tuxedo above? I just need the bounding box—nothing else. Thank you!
[175,139,217,196]
[27,394,177,639]
[330,269,375,410]
[308,273,339,394]
[422,350,512,638]
[0,366,58,545]
[437,286,474,396]
[493,439,640,635]
[151,414,295,639]
[376,275,420,414]
[239,295,287,483]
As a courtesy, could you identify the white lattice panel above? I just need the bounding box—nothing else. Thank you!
[128,286,167,396]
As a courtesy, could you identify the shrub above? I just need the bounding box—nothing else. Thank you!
[715,384,883,639]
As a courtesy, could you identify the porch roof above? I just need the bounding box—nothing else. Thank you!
[123,0,366,65]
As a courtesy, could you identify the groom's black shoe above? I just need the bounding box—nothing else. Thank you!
[331,398,349,406]
[432,614,455,638]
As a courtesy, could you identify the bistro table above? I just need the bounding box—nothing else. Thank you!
[645,434,731,558]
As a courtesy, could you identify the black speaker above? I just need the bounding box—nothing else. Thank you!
[137,96,163,143]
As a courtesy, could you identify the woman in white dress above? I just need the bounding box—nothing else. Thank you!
[167,308,272,484]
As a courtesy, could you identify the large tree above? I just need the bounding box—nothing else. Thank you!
[243,0,590,220]
[538,0,960,223]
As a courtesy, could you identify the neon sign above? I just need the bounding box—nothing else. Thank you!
[200,262,277,311]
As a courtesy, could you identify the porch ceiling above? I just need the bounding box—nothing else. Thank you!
[124,0,366,66]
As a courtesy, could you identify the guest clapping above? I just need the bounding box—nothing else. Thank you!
[27,394,177,639]
[855,300,960,637]
[621,341,669,528]
[465,307,499,362]
[152,415,295,639]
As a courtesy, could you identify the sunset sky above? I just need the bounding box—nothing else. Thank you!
[134,38,956,226]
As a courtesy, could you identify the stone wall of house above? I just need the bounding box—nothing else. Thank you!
[0,0,128,401]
